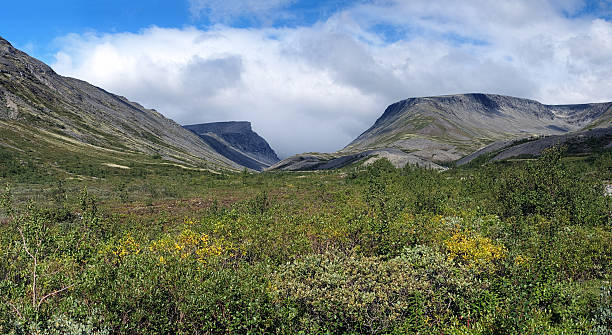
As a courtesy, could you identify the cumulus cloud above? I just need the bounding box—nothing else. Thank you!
[50,0,612,157]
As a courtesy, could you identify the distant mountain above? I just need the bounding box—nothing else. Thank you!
[184,121,279,171]
[0,36,239,170]
[270,93,612,171]
[344,93,612,162]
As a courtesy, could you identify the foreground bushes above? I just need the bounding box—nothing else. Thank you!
[0,147,610,334]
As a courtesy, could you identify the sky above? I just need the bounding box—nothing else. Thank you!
[1,0,612,157]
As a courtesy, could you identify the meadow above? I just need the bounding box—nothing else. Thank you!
[0,145,610,334]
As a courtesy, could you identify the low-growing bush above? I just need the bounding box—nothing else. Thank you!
[271,246,497,334]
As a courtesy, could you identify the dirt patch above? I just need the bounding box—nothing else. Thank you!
[103,163,131,169]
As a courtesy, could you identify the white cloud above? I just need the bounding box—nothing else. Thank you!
[50,1,612,157]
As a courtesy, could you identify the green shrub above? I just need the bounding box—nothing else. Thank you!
[495,146,608,226]
[593,285,612,335]
[272,246,496,334]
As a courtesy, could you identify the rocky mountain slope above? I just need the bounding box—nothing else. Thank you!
[0,36,240,170]
[345,93,612,162]
[270,93,612,171]
[267,149,445,171]
[184,121,279,171]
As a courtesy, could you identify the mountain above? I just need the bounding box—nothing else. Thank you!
[270,93,612,171]
[184,121,279,171]
[0,36,240,171]
[344,93,612,162]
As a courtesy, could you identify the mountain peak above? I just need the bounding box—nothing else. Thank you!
[184,121,279,170]
[0,36,16,54]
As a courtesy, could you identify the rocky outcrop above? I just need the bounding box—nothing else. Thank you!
[0,36,239,170]
[184,121,279,171]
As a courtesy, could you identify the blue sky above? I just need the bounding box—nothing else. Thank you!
[2,0,612,156]
[0,0,365,63]
[1,1,190,61]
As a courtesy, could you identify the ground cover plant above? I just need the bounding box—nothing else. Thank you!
[0,146,610,334]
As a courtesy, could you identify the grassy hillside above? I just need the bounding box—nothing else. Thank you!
[0,144,610,334]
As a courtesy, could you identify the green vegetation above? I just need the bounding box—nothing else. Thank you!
[0,145,610,334]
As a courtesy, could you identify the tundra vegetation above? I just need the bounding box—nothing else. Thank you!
[0,145,610,334]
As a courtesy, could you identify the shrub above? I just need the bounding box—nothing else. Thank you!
[495,146,608,226]
[593,285,612,335]
[444,231,506,270]
[271,246,495,334]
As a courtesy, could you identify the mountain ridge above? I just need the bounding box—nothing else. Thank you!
[344,93,612,162]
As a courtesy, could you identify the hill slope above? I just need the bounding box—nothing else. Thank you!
[184,121,280,171]
[0,36,239,170]
[456,127,612,166]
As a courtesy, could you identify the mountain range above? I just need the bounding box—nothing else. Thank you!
[1,35,610,173]
[0,36,278,172]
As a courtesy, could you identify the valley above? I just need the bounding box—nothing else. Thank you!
[0,35,610,334]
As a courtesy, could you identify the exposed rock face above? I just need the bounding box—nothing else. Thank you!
[0,36,240,169]
[345,93,612,163]
[184,121,279,171]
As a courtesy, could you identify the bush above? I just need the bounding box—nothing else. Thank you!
[495,146,608,226]
[444,230,506,270]
[272,246,496,334]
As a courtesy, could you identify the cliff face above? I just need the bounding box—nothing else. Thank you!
[184,121,280,171]
[0,36,240,170]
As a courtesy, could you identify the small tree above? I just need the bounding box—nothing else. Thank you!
[1,185,75,331]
